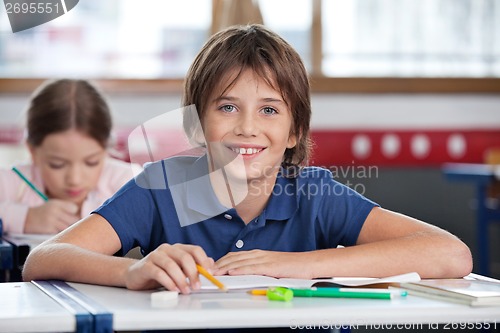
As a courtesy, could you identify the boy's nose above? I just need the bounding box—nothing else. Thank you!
[234,113,260,137]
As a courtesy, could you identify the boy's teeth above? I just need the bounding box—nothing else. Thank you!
[232,148,262,155]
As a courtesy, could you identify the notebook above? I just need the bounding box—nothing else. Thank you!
[199,272,421,291]
[400,278,500,306]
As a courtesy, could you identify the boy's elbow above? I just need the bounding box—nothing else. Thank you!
[22,249,43,282]
[22,255,35,281]
[445,239,473,278]
[22,268,34,282]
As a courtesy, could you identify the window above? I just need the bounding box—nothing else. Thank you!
[259,0,312,72]
[322,0,500,77]
[0,0,211,78]
[0,0,498,79]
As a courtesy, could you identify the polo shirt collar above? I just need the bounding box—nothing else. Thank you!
[184,155,298,222]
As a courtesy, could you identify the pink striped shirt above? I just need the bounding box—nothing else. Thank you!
[0,158,141,234]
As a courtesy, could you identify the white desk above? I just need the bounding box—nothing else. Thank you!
[1,280,499,332]
[70,282,500,332]
[0,282,76,333]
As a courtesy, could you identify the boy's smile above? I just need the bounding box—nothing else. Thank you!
[203,68,297,183]
[230,147,263,156]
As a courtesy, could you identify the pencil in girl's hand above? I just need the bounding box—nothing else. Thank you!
[12,166,49,201]
[196,264,227,291]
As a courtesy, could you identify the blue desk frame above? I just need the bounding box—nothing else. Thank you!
[0,239,13,282]
[1,235,31,282]
[0,219,13,282]
[33,280,113,333]
[0,233,50,282]
[442,163,500,276]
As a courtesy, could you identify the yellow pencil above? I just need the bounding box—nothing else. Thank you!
[248,289,267,296]
[196,264,227,292]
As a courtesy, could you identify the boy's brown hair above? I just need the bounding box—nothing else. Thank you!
[183,24,312,167]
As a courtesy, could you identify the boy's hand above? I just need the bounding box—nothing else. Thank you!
[214,250,314,279]
[124,243,215,293]
[25,199,79,234]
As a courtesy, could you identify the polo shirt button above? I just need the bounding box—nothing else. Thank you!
[235,240,244,248]
[224,214,232,220]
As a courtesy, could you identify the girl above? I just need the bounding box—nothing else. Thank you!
[0,79,139,234]
[23,26,472,295]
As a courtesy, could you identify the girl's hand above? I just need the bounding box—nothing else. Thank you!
[124,243,215,294]
[215,250,314,279]
[25,199,79,234]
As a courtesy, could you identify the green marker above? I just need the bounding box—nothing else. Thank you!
[12,166,49,201]
[290,288,407,300]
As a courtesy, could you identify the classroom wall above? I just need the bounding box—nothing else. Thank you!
[2,92,500,130]
[1,92,499,277]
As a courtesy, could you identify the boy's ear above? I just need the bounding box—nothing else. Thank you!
[287,132,297,149]
[194,127,207,146]
[188,125,206,147]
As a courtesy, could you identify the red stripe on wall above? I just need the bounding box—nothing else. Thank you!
[311,129,500,167]
[2,127,500,167]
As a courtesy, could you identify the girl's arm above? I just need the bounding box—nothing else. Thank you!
[22,214,214,293]
[214,207,473,279]
[0,201,29,234]
[0,168,30,234]
[0,167,79,234]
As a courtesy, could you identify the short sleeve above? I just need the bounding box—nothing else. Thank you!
[93,177,159,255]
[308,169,379,247]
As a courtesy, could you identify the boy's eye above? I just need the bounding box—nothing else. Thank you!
[220,105,236,113]
[262,107,277,115]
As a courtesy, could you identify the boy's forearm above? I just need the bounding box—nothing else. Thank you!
[23,243,135,286]
[308,232,472,279]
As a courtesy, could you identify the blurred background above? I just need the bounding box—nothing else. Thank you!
[0,0,499,278]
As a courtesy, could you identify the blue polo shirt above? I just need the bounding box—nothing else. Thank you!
[94,155,378,258]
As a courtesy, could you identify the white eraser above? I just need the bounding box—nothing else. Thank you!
[151,290,179,307]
